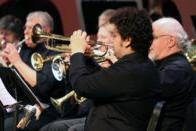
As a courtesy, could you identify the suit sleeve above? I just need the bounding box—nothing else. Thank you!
[69,53,139,100]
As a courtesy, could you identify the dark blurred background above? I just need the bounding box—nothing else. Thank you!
[0,0,195,38]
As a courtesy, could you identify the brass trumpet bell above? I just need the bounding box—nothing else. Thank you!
[31,53,44,71]
[50,91,75,115]
[32,24,44,43]
[31,52,69,72]
[50,91,86,115]
[32,24,70,45]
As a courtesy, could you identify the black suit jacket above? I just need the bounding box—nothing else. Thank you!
[155,53,196,131]
[69,52,160,131]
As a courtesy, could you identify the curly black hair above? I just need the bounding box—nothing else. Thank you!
[109,7,153,56]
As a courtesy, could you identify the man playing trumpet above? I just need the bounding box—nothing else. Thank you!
[0,11,68,131]
[68,7,160,131]
[40,15,117,131]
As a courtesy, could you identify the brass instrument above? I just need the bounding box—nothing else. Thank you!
[32,24,111,53]
[0,38,26,51]
[0,38,26,67]
[31,50,109,80]
[31,52,68,71]
[32,24,69,43]
[50,91,86,115]
[51,55,69,81]
[15,38,26,52]
[31,24,110,80]
[31,50,108,71]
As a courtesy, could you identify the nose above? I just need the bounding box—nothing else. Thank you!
[24,28,29,35]
[24,26,33,36]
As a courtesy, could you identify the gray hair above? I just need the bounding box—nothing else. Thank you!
[98,9,116,26]
[27,11,54,32]
[99,9,116,19]
[153,17,191,52]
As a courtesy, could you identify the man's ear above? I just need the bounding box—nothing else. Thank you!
[123,37,132,48]
[168,37,176,48]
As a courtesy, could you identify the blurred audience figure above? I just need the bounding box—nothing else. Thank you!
[149,0,182,23]
[96,24,117,68]
[98,9,116,28]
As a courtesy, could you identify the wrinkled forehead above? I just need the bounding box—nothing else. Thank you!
[152,24,164,36]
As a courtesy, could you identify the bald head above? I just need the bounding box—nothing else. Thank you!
[153,17,190,51]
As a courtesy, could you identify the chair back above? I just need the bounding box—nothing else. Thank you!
[147,101,166,131]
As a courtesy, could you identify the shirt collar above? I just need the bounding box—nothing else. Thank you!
[155,52,185,68]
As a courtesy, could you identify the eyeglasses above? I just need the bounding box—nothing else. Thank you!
[153,35,174,40]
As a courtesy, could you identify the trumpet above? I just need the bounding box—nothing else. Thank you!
[50,91,86,115]
[32,24,111,53]
[15,38,26,51]
[31,49,108,70]
[31,50,110,81]
[0,38,26,51]
[31,51,108,81]
[0,38,26,67]
[31,24,112,80]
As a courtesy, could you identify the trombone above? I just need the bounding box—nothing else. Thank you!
[50,90,86,115]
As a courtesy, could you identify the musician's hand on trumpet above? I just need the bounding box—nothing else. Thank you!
[105,49,118,63]
[70,30,91,55]
[0,43,22,67]
[0,41,9,66]
[0,38,26,67]
[99,49,118,68]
